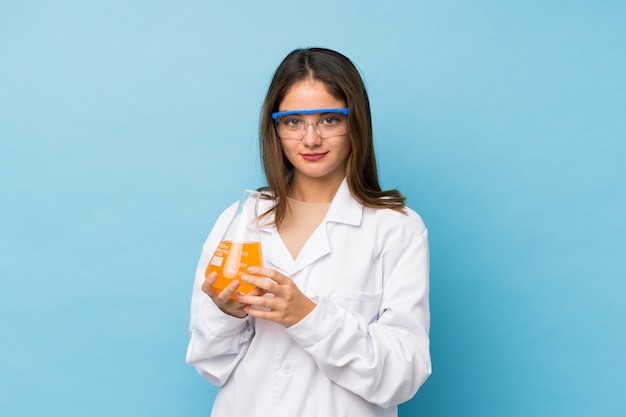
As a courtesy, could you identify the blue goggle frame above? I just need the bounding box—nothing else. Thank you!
[272,108,349,119]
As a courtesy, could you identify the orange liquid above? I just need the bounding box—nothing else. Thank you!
[205,241,263,294]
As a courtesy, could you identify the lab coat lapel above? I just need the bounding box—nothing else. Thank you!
[258,179,363,275]
[258,199,295,273]
[292,179,363,274]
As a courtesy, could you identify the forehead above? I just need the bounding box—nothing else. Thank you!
[279,80,346,112]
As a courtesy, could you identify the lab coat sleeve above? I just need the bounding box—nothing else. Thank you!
[186,202,256,387]
[286,210,431,408]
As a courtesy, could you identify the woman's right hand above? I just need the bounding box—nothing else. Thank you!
[201,272,263,318]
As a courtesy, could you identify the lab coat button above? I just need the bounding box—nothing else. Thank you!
[281,362,293,374]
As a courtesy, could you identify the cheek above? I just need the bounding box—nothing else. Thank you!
[280,141,298,162]
[280,140,293,153]
[339,139,352,160]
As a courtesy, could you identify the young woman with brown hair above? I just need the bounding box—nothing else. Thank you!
[187,47,431,417]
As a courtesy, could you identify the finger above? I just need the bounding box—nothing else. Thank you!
[201,272,219,295]
[246,286,267,297]
[215,280,241,303]
[241,273,274,292]
[243,304,273,320]
[238,292,274,310]
[247,266,283,283]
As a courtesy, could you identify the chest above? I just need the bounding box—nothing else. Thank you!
[262,220,385,298]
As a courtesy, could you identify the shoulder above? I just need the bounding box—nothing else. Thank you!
[368,205,426,233]
[358,205,428,251]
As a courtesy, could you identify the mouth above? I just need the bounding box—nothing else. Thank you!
[301,152,328,162]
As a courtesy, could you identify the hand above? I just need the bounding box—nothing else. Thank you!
[236,266,316,327]
[201,271,265,318]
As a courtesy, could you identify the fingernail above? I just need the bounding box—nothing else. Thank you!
[247,266,258,274]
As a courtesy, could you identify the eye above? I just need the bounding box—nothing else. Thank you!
[280,117,304,127]
[320,115,344,126]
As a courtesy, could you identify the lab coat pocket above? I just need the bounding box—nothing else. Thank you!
[330,288,382,324]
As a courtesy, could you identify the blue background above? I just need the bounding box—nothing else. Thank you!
[1,1,624,416]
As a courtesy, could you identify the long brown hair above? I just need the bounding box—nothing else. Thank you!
[260,47,406,226]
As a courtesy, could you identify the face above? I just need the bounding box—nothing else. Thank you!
[277,80,350,187]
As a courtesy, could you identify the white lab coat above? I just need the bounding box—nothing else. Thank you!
[186,179,431,417]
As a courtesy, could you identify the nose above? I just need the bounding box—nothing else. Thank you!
[301,121,322,146]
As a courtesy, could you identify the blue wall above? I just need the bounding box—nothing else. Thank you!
[1,1,624,416]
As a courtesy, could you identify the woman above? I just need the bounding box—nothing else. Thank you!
[186,47,431,417]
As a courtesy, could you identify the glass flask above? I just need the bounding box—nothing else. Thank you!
[205,189,264,295]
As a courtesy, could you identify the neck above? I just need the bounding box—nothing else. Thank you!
[288,174,344,203]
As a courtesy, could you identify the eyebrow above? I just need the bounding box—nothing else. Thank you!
[271,108,349,119]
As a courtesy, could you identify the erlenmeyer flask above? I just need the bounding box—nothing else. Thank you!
[205,189,264,295]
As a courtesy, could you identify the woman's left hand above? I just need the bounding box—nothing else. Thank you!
[236,266,316,328]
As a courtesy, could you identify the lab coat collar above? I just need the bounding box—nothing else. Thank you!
[259,178,363,275]
[323,177,363,227]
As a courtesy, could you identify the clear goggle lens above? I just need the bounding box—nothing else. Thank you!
[272,108,349,140]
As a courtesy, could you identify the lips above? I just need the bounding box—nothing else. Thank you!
[301,152,328,162]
